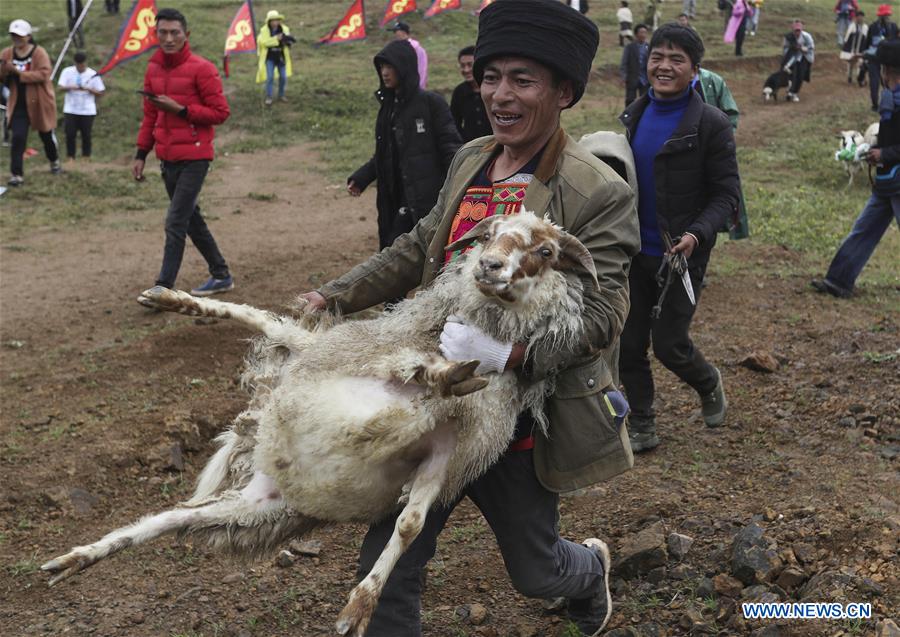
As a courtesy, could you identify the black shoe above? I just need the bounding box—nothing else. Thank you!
[811,278,852,298]
[627,414,659,452]
[568,538,613,636]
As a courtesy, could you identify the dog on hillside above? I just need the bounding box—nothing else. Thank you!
[762,68,791,102]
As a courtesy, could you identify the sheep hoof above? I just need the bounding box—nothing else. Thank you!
[450,376,490,397]
[137,286,204,316]
[41,551,93,586]
[446,359,480,385]
[137,286,181,311]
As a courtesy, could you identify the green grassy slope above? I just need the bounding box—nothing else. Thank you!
[0,0,896,291]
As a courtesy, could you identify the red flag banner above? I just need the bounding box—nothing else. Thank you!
[224,0,257,77]
[97,0,158,75]
[225,0,257,56]
[380,0,417,27]
[424,0,461,19]
[318,0,367,45]
[475,0,495,15]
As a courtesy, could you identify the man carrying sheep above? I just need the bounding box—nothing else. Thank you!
[298,1,640,634]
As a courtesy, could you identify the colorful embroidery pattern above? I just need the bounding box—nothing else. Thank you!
[445,181,529,264]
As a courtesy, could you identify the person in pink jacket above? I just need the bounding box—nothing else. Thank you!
[391,21,428,89]
[724,0,753,56]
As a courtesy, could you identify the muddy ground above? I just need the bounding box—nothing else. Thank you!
[1,56,897,637]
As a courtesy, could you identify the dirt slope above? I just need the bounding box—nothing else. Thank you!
[1,58,897,637]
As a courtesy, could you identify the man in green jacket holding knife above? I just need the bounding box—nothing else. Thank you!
[299,1,639,634]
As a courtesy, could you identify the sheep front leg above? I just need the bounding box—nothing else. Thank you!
[335,422,457,637]
[374,350,489,397]
[137,286,283,337]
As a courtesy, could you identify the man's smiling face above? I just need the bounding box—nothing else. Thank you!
[480,56,571,153]
[647,42,695,99]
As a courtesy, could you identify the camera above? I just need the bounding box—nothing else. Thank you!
[282,34,297,46]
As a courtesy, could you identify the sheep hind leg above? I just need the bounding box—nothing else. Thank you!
[42,471,312,586]
[335,422,456,637]
[137,286,283,337]
[412,354,489,397]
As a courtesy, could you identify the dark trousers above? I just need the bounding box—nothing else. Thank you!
[825,192,900,291]
[63,113,94,158]
[734,18,747,56]
[156,160,229,289]
[625,83,647,107]
[105,0,120,13]
[358,449,603,637]
[870,62,882,108]
[619,253,717,417]
[789,58,810,94]
[9,107,59,176]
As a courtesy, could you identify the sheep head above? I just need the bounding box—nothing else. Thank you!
[837,130,864,152]
[445,211,599,304]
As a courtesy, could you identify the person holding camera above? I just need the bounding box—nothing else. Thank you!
[256,9,294,106]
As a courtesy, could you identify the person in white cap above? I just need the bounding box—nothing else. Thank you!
[0,19,61,186]
[256,9,294,106]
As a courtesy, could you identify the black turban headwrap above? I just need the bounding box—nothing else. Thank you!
[474,0,599,108]
[877,38,900,67]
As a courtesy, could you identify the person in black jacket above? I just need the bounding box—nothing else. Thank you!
[348,40,461,251]
[865,6,900,111]
[450,45,493,142]
[813,39,900,298]
[620,24,650,106]
[618,24,740,453]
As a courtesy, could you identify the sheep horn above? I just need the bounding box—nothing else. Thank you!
[557,232,600,292]
[445,216,497,253]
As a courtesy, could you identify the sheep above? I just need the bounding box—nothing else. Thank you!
[41,211,599,637]
[863,121,879,147]
[834,129,868,188]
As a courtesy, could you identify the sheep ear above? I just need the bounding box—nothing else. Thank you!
[445,216,497,253]
[557,232,600,292]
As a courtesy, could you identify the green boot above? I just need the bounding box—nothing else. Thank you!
[700,367,728,427]
[627,414,659,452]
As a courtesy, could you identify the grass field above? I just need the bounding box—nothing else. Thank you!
[0,0,897,290]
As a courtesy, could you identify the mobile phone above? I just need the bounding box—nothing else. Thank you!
[135,89,158,99]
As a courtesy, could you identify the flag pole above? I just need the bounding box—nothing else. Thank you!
[52,0,97,80]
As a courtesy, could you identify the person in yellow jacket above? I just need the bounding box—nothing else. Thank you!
[256,10,294,106]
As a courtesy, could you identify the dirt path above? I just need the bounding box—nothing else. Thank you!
[1,61,898,637]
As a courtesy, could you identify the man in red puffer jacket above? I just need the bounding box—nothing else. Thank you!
[133,7,234,302]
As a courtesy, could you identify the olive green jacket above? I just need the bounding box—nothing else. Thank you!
[697,67,750,240]
[318,128,640,492]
